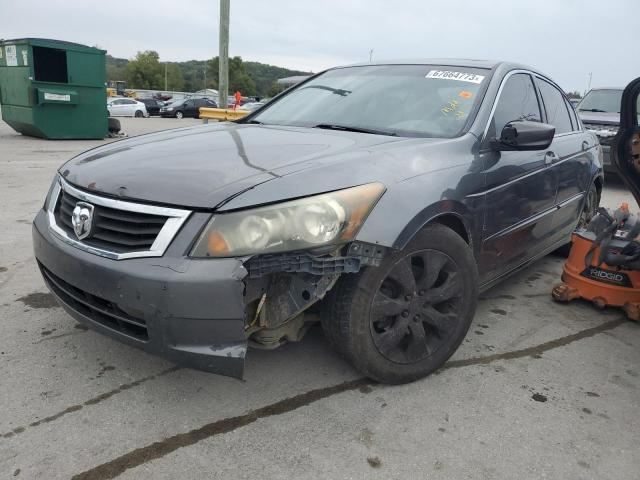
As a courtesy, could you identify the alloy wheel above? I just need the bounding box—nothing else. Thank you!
[369,249,463,364]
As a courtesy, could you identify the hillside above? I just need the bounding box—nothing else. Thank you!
[106,54,311,97]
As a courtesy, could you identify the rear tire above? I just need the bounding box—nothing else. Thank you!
[134,110,144,118]
[322,224,478,384]
[554,182,600,257]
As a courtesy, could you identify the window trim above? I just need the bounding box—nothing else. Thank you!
[481,69,543,144]
[534,74,582,136]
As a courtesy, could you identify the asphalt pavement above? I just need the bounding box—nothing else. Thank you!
[0,116,638,479]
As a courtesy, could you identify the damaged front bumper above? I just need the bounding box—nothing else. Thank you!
[32,209,249,378]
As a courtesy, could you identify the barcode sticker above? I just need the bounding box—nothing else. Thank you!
[426,70,485,84]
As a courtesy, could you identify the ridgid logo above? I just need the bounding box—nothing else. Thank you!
[580,267,632,287]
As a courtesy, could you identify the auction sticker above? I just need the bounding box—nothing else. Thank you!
[426,70,485,84]
[5,45,17,66]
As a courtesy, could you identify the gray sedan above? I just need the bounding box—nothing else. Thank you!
[33,59,602,384]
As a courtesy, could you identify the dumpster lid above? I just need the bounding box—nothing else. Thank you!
[0,38,105,54]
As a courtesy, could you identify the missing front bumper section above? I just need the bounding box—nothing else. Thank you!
[245,242,388,278]
[243,242,389,349]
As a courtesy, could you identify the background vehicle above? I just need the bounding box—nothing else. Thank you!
[34,60,602,384]
[578,88,625,173]
[136,98,163,116]
[107,98,147,117]
[159,98,217,119]
[240,101,266,111]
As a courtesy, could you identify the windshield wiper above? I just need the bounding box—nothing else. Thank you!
[579,108,607,112]
[244,119,264,124]
[314,123,397,136]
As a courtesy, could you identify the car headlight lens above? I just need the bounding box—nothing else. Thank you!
[167,107,174,111]
[191,183,386,257]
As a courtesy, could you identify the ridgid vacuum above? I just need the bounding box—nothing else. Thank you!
[553,77,640,320]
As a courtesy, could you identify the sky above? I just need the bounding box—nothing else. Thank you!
[1,0,637,93]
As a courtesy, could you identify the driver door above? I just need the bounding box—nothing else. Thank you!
[614,78,640,204]
[479,72,559,282]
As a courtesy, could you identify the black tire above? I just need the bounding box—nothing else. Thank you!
[175,111,183,119]
[107,117,121,133]
[322,224,478,384]
[134,110,144,118]
[554,182,600,257]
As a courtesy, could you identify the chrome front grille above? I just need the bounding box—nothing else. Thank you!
[48,176,191,260]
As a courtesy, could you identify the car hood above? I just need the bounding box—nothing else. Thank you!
[60,123,409,209]
[578,111,620,125]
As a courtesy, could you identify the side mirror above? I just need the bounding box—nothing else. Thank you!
[490,120,555,151]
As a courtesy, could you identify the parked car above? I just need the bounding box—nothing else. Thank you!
[136,98,164,116]
[106,98,148,117]
[33,60,602,384]
[577,88,625,173]
[240,101,266,111]
[160,98,217,119]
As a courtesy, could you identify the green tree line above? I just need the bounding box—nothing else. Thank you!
[107,51,310,97]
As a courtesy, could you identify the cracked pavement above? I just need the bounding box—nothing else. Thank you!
[1,116,639,479]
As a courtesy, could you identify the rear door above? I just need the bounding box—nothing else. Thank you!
[614,78,640,203]
[183,99,196,117]
[479,71,559,281]
[535,76,594,242]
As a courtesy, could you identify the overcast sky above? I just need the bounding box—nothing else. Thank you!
[1,0,637,92]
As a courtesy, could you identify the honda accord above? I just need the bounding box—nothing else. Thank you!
[33,60,603,384]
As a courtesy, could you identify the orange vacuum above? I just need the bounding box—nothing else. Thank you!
[553,204,640,321]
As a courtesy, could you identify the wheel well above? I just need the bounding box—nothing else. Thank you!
[429,214,470,245]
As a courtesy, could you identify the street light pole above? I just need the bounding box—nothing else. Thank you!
[218,0,230,108]
[165,63,168,91]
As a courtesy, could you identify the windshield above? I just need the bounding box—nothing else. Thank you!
[579,89,623,113]
[251,65,489,137]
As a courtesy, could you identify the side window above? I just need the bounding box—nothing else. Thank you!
[564,97,578,130]
[185,100,194,108]
[537,79,573,135]
[491,73,542,137]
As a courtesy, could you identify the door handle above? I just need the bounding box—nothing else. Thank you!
[544,151,558,165]
[582,140,589,151]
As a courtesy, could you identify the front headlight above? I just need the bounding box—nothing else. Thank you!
[191,183,386,258]
[166,107,174,111]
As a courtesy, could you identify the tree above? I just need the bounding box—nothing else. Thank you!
[164,63,185,91]
[205,56,257,95]
[124,51,163,90]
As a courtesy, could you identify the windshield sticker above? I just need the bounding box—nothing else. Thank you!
[441,100,467,119]
[426,70,485,84]
[458,90,473,99]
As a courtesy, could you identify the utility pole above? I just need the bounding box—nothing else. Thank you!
[369,49,373,63]
[164,63,168,91]
[218,0,230,108]
[585,72,592,96]
[204,67,207,90]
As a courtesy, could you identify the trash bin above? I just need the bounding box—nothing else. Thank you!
[0,38,108,139]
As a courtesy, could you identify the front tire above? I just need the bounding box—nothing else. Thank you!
[322,224,478,384]
[175,111,184,119]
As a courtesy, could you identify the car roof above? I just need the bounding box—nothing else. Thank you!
[337,58,534,72]
[587,87,624,91]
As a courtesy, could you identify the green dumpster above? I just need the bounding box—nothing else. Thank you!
[0,38,108,139]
